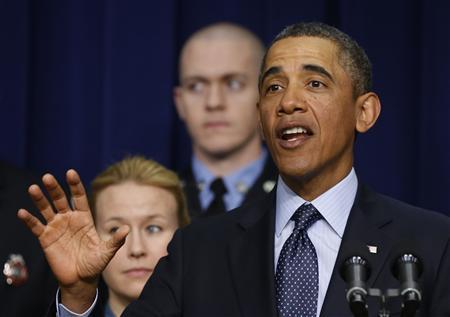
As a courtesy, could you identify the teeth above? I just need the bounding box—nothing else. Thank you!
[282,127,308,135]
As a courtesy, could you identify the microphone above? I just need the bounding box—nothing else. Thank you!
[391,253,423,317]
[340,251,371,317]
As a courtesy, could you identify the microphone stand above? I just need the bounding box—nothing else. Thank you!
[360,287,416,317]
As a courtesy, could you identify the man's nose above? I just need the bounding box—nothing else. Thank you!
[277,85,307,115]
[205,83,225,110]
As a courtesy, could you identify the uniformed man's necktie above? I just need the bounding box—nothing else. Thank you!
[275,203,322,317]
[204,178,227,216]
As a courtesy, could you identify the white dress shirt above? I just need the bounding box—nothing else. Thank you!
[274,168,358,316]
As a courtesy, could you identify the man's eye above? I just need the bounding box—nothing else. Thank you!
[186,82,205,93]
[227,79,244,91]
[109,226,119,234]
[266,84,282,93]
[308,80,324,88]
[146,225,162,234]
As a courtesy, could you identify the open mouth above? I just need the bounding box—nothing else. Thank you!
[280,126,312,141]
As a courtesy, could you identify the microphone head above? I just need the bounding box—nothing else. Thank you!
[389,242,423,280]
[338,241,372,282]
[340,255,371,282]
[391,253,423,281]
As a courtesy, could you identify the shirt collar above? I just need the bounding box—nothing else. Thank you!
[191,148,268,194]
[275,168,358,237]
[192,155,215,190]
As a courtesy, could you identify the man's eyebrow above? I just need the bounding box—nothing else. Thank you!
[180,76,207,84]
[260,66,282,84]
[221,73,248,83]
[302,64,334,82]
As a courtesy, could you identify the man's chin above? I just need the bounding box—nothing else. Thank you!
[207,149,236,160]
[275,156,309,175]
[199,144,239,160]
[277,162,318,186]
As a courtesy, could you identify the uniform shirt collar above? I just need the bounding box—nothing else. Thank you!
[192,149,268,210]
[275,168,358,238]
[192,149,268,194]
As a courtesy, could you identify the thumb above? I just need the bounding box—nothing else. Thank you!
[106,225,130,252]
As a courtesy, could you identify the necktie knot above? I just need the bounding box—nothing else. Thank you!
[291,203,321,232]
[210,178,227,196]
[203,178,227,216]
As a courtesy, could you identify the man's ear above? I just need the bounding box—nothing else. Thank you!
[355,92,381,133]
[173,86,186,120]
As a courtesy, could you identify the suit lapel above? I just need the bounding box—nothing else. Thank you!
[242,157,278,205]
[321,185,395,316]
[228,193,278,317]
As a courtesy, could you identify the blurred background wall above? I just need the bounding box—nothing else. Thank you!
[1,0,449,215]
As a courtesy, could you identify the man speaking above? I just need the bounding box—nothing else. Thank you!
[19,22,450,317]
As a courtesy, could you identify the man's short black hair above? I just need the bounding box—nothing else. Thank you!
[259,22,372,97]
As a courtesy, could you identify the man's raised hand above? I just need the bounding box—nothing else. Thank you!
[17,169,129,312]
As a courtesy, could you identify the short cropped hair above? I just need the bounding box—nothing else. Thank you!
[179,22,265,81]
[90,156,190,227]
[260,22,372,97]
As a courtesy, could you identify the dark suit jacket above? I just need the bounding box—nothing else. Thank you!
[180,157,278,218]
[123,184,450,317]
[0,161,57,317]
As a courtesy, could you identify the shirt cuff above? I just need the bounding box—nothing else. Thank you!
[55,288,98,317]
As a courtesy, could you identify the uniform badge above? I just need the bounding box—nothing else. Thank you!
[236,182,248,194]
[262,180,276,193]
[3,254,28,286]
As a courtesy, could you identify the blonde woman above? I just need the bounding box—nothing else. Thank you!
[87,156,189,316]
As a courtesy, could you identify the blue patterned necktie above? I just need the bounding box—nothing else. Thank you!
[275,203,322,317]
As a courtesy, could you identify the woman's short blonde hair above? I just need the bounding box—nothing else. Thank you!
[90,156,190,227]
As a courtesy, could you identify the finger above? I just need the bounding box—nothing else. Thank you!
[66,169,90,212]
[28,184,56,222]
[42,173,71,213]
[106,225,129,252]
[17,208,45,237]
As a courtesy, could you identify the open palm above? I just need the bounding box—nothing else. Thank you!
[18,169,129,309]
